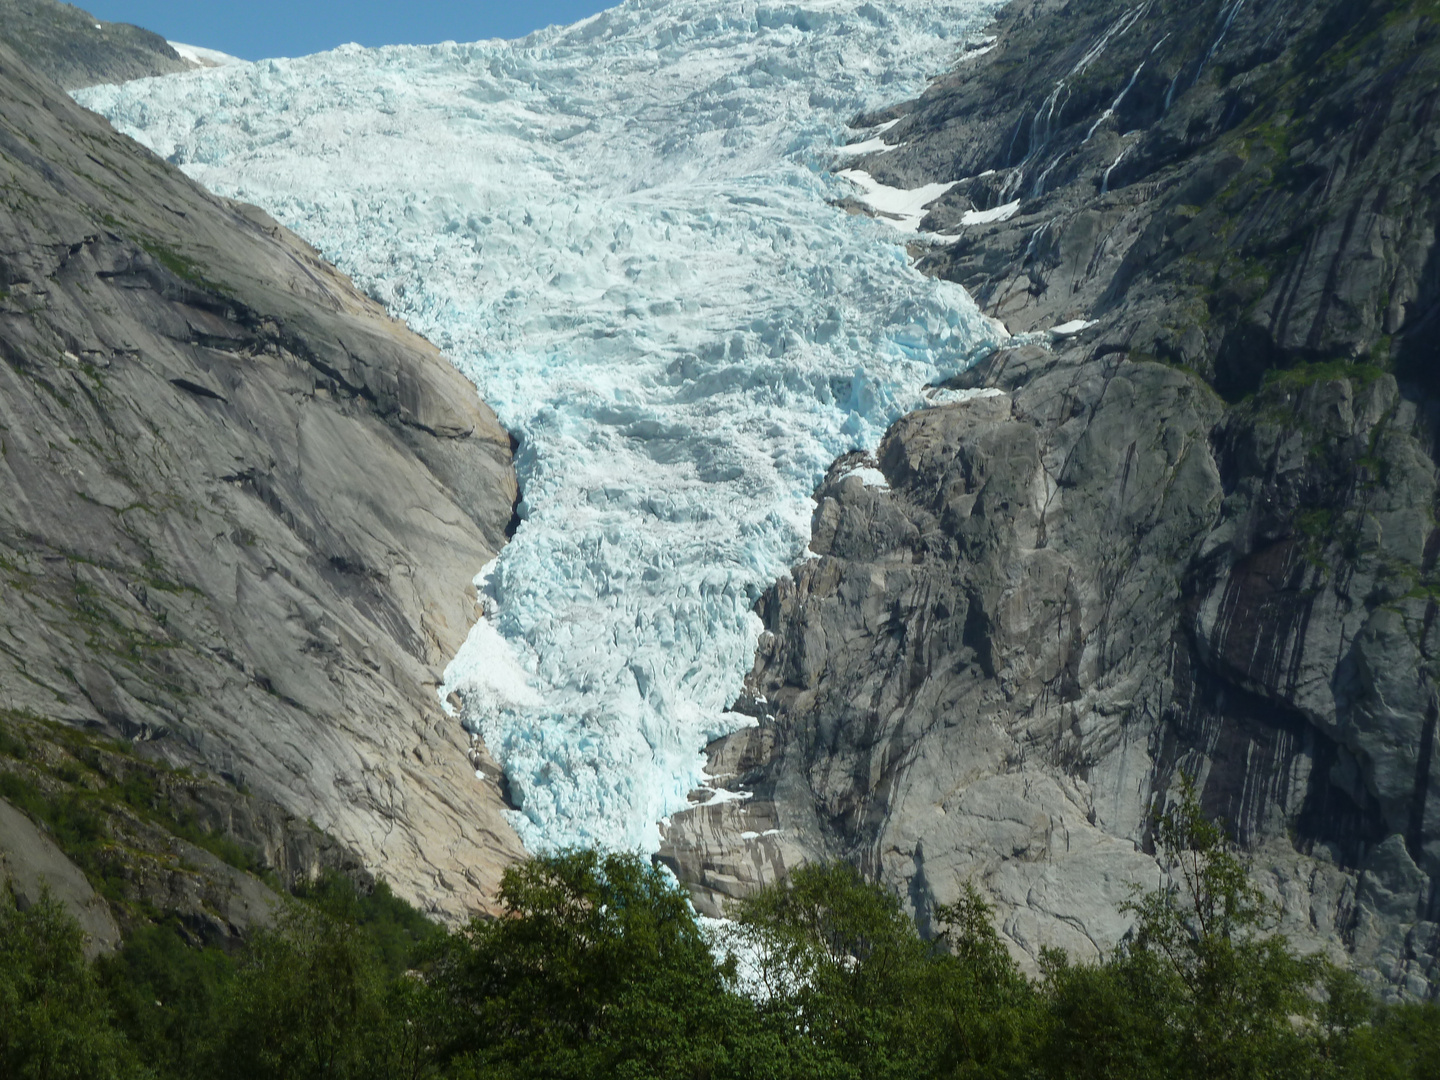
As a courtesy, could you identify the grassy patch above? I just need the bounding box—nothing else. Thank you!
[0,715,268,886]
[137,239,215,291]
[1260,359,1388,394]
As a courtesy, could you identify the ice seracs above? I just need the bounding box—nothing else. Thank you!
[78,0,1009,855]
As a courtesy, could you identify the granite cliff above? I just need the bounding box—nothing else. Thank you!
[0,33,523,927]
[661,0,1440,999]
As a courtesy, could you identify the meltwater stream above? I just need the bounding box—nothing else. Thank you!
[77,0,1008,854]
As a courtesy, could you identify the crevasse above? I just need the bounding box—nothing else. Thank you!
[76,0,1008,854]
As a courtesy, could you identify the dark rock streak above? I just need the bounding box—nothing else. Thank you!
[663,0,1440,999]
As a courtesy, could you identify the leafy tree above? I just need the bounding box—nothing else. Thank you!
[207,897,394,1080]
[928,885,1040,1079]
[427,849,744,1080]
[297,874,444,978]
[1040,778,1330,1080]
[97,921,235,1079]
[733,863,1038,1080]
[1355,1000,1440,1079]
[1309,970,1440,1080]
[7,815,1438,1080]
[0,887,145,1080]
[1036,946,1177,1080]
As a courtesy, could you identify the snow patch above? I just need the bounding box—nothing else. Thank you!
[698,787,754,806]
[168,41,243,69]
[961,199,1021,225]
[443,561,543,715]
[836,168,958,232]
[833,134,901,157]
[926,385,1007,406]
[1050,319,1096,336]
[836,465,890,490]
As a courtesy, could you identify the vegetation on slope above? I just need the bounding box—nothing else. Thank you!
[2,782,1438,1080]
[0,712,359,942]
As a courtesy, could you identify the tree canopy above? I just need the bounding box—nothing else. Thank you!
[1,783,1437,1079]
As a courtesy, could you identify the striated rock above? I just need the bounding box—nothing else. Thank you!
[664,352,1228,963]
[664,348,1440,996]
[861,0,1440,398]
[663,0,1440,997]
[0,0,190,89]
[0,40,524,920]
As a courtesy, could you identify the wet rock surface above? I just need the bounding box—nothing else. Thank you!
[0,40,524,920]
[663,0,1440,997]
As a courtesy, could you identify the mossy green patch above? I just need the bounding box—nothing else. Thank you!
[1260,359,1388,394]
[137,239,216,291]
[0,714,269,887]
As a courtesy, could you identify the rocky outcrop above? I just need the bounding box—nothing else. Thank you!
[0,0,191,89]
[869,0,1440,401]
[1,712,375,947]
[0,795,121,958]
[662,0,1440,999]
[0,39,524,920]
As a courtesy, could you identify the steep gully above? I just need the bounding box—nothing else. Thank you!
[659,0,1440,999]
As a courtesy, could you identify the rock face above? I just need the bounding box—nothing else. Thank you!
[1,713,375,948]
[0,0,191,89]
[0,40,524,919]
[0,795,121,957]
[662,0,1440,998]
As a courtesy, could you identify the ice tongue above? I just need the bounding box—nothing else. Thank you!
[76,0,1010,853]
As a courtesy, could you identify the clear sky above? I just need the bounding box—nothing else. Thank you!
[82,1,618,61]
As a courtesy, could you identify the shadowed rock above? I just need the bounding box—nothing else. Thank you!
[663,0,1440,999]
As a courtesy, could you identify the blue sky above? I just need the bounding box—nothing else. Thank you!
[83,1,618,61]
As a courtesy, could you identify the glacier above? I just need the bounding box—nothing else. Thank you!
[76,0,1009,854]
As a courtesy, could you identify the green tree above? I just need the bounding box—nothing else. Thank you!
[208,898,394,1080]
[928,885,1040,1078]
[1039,778,1330,1080]
[0,887,145,1080]
[733,863,1037,1080]
[97,922,235,1080]
[1035,946,1177,1080]
[1309,970,1440,1080]
[427,850,744,1080]
[1354,1000,1440,1079]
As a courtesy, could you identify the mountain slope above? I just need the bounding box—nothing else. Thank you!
[0,0,190,88]
[0,38,523,919]
[660,0,1440,998]
[72,0,1012,856]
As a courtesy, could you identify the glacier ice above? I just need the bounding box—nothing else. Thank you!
[77,0,1009,855]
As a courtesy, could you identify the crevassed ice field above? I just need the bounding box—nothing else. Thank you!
[78,0,1009,854]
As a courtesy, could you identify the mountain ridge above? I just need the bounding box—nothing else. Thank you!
[0,0,191,88]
